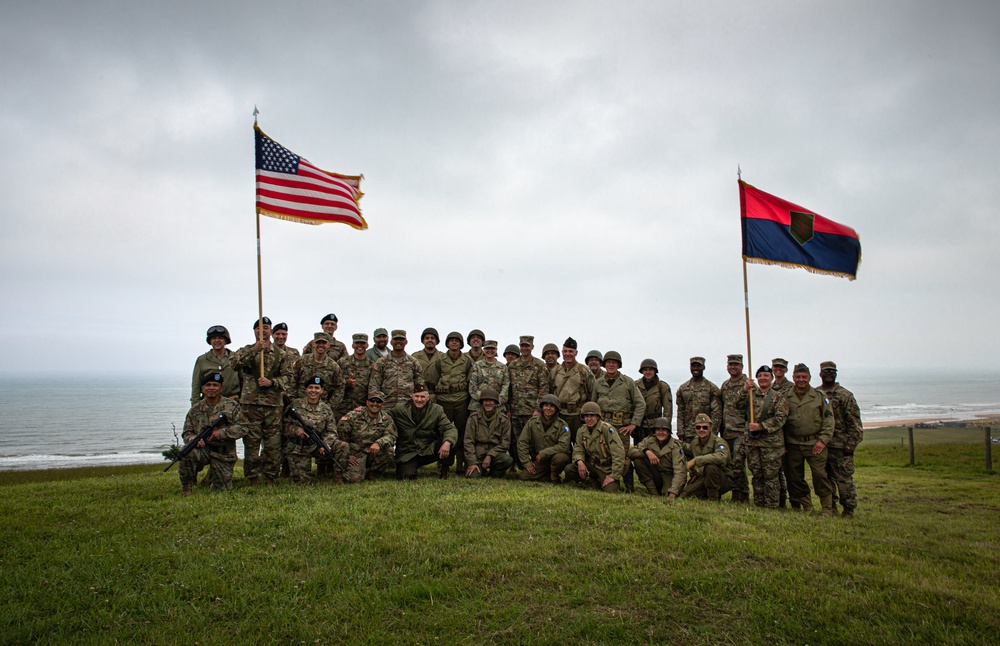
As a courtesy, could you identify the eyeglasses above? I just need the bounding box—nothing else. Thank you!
[367,398,384,404]
[695,425,710,430]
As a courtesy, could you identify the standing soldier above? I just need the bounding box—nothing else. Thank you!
[507,336,550,470]
[465,329,486,364]
[783,364,836,515]
[369,330,425,407]
[390,386,458,480]
[636,358,672,447]
[719,354,751,502]
[289,333,345,410]
[231,317,294,485]
[551,337,596,441]
[411,327,441,373]
[191,325,240,404]
[679,414,731,501]
[585,350,606,381]
[284,376,347,484]
[565,402,625,493]
[337,333,375,418]
[423,331,474,474]
[817,361,863,518]
[541,343,560,384]
[178,372,249,495]
[675,356,722,444]
[463,388,514,479]
[771,358,793,394]
[740,365,790,509]
[629,417,686,498]
[503,344,520,366]
[338,390,397,483]
[518,394,572,483]
[468,340,510,413]
[303,313,348,360]
[366,328,390,362]
[271,322,300,359]
[592,350,646,492]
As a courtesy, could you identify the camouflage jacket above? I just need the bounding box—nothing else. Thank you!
[818,383,863,452]
[423,351,473,403]
[183,397,249,444]
[289,353,345,412]
[552,362,596,417]
[370,353,425,407]
[738,386,790,448]
[463,411,511,466]
[337,354,375,416]
[783,386,834,447]
[720,374,749,440]
[628,436,686,495]
[468,360,509,412]
[390,401,458,463]
[573,420,625,476]
[276,345,300,359]
[338,406,397,454]
[675,377,721,439]
[517,414,571,466]
[508,356,550,417]
[231,343,293,407]
[772,379,793,396]
[303,337,348,362]
[592,373,646,427]
[284,398,339,441]
[636,377,673,427]
[190,349,241,404]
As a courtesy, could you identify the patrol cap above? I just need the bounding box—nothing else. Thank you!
[272,322,288,332]
[352,333,369,343]
[308,375,324,387]
[586,350,603,363]
[542,343,560,356]
[391,329,407,340]
[639,358,658,373]
[321,313,338,324]
[652,417,671,430]
[756,365,773,376]
[252,316,273,329]
[373,327,389,337]
[539,394,560,408]
[467,329,485,343]
[368,390,386,403]
[420,327,440,343]
[694,413,712,426]
[445,331,464,348]
[793,363,811,374]
[690,356,706,366]
[820,361,838,371]
[581,401,602,416]
[503,344,520,356]
[479,388,500,403]
[313,332,331,343]
[563,337,578,350]
[772,358,789,368]
[727,354,744,364]
[603,350,623,367]
[201,372,224,386]
[206,325,231,344]
[483,340,498,350]
[519,336,534,346]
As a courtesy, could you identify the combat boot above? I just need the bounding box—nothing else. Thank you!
[439,463,450,480]
[708,489,721,501]
[841,508,855,519]
[332,471,345,485]
[182,482,193,497]
[644,481,660,496]
[820,494,834,517]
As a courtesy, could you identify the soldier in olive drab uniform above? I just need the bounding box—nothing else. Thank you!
[675,356,722,444]
[338,390,397,483]
[585,350,606,382]
[463,388,514,479]
[541,342,560,384]
[302,313,348,361]
[179,372,249,495]
[770,357,793,507]
[284,376,347,484]
[271,322,300,359]
[630,417,687,498]
[290,333,345,410]
[740,365,790,509]
[518,394,572,483]
[424,331,474,473]
[592,350,646,492]
[783,364,836,515]
[551,337,596,442]
[719,354,751,502]
[508,336,550,470]
[818,361,863,518]
[366,328,390,363]
[411,327,441,374]
[565,402,625,492]
[191,325,241,404]
[390,386,459,480]
[465,329,486,364]
[636,359,672,446]
[468,340,510,413]
[337,333,375,418]
[680,414,731,501]
[231,316,293,485]
[370,330,425,407]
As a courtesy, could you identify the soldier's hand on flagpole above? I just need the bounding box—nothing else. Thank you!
[258,376,273,388]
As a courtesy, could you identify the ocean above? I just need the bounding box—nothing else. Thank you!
[1,369,998,471]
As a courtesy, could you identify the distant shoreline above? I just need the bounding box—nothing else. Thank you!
[864,414,1000,429]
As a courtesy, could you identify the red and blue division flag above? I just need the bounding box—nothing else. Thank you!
[254,125,366,229]
[740,180,861,280]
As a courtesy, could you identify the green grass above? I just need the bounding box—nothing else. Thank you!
[2,428,998,644]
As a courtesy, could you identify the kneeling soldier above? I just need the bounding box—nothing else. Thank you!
[180,372,249,495]
[679,413,732,501]
[339,390,397,483]
[518,394,572,483]
[629,416,686,498]
[565,401,625,492]
[284,376,348,484]
[464,388,514,478]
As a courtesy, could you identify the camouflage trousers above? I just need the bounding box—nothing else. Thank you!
[723,435,750,495]
[784,443,833,507]
[826,447,858,512]
[679,464,731,500]
[344,446,395,483]
[466,453,514,478]
[518,452,571,483]
[179,442,237,492]
[242,404,282,480]
[746,445,785,508]
[439,398,470,471]
[286,438,349,484]
[565,460,619,492]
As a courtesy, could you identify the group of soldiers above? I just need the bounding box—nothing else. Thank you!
[182,314,863,517]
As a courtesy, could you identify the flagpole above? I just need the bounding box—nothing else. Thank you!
[254,106,264,379]
[739,165,755,425]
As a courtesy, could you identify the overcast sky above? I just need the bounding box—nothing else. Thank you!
[2,1,998,382]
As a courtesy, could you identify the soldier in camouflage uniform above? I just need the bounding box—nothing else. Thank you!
[231,317,294,485]
[719,354,751,502]
[463,388,514,478]
[423,331,474,473]
[592,350,646,492]
[630,417,686,498]
[465,329,486,364]
[585,350,606,382]
[284,376,347,484]
[771,358,793,507]
[366,328,390,363]
[818,361,863,518]
[391,386,459,479]
[337,333,375,419]
[566,401,625,492]
[518,394,571,483]
[338,390,397,483]
[675,356,722,444]
[302,313,348,361]
[290,333,345,410]
[551,337,596,442]
[636,358,672,446]
[179,372,249,495]
[412,327,442,374]
[468,340,510,413]
[503,344,520,366]
[191,325,241,404]
[369,330,425,407]
[783,364,836,515]
[740,365,790,509]
[680,413,731,500]
[271,322,300,359]
[507,336,550,470]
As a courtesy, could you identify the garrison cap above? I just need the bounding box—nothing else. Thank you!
[586,350,604,362]
[542,343,560,356]
[201,372,224,386]
[272,322,288,332]
[690,356,706,366]
[519,335,534,346]
[309,375,324,387]
[467,329,485,343]
[352,333,369,343]
[445,331,464,348]
[368,390,386,402]
[479,388,500,402]
[313,332,331,343]
[727,354,744,364]
[206,325,231,344]
[321,313,338,324]
[756,365,773,376]
[504,344,520,356]
[820,361,838,371]
[252,316,272,329]
[374,327,389,337]
[420,327,440,343]
[772,358,789,368]
[695,413,712,426]
[793,363,811,374]
[483,339,498,349]
[391,329,407,340]
[563,337,578,350]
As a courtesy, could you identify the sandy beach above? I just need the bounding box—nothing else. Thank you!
[864,414,1000,429]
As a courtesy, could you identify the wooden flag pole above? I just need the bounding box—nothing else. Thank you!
[743,256,755,424]
[254,107,265,379]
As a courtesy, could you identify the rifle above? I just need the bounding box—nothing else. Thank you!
[287,406,345,472]
[163,414,228,472]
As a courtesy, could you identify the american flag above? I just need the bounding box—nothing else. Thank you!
[254,126,366,229]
